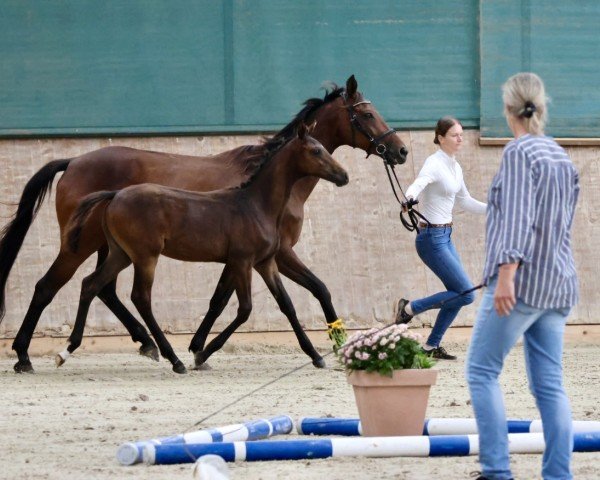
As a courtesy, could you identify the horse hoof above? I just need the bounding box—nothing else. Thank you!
[172,361,187,374]
[192,362,212,371]
[14,360,34,374]
[193,350,207,369]
[312,357,326,369]
[55,354,66,367]
[139,345,160,362]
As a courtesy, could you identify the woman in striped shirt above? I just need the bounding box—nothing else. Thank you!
[466,73,579,480]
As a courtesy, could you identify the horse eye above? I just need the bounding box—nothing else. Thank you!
[312,147,321,155]
[364,112,374,119]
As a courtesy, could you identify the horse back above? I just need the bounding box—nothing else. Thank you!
[104,184,278,265]
[55,146,252,226]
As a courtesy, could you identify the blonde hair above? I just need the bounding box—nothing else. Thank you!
[502,72,548,135]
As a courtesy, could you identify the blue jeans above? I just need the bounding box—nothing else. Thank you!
[466,277,572,480]
[410,226,475,347]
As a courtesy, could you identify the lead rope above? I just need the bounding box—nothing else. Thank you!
[382,160,431,233]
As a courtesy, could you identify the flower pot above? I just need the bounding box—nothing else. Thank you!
[347,369,438,436]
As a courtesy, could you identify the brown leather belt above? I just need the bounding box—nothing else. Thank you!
[419,222,453,229]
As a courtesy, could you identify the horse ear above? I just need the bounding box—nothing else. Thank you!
[308,120,317,134]
[346,75,358,98]
[297,123,308,140]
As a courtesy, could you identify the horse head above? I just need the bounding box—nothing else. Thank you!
[336,75,409,166]
[295,123,349,187]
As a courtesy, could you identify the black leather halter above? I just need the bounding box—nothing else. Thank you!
[341,92,396,159]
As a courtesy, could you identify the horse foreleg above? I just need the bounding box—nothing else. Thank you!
[12,249,92,373]
[188,265,235,368]
[275,246,339,324]
[130,260,186,374]
[94,246,158,361]
[257,259,325,368]
[193,264,252,368]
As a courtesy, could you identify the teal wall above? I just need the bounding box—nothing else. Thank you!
[0,0,479,136]
[480,0,600,137]
[0,1,597,137]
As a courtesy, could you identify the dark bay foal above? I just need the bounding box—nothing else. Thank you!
[65,125,349,373]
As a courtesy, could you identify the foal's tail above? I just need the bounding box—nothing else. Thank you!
[67,191,117,253]
[0,159,72,322]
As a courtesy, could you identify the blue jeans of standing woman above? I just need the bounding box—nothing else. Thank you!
[410,226,475,347]
[466,277,573,480]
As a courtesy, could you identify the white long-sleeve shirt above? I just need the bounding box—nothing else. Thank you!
[405,149,486,224]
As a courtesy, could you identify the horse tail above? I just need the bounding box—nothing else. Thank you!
[0,159,72,322]
[67,191,118,253]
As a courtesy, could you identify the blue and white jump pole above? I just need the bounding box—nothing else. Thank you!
[142,431,600,465]
[117,415,293,465]
[297,417,600,437]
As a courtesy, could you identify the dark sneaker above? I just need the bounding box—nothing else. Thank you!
[423,345,457,360]
[394,298,413,324]
[469,476,513,480]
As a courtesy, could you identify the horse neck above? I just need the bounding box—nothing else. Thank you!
[245,149,304,223]
[290,102,348,202]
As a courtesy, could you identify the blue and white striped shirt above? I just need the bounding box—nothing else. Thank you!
[482,134,579,308]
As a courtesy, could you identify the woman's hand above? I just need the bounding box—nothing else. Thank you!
[401,196,415,213]
[494,263,518,316]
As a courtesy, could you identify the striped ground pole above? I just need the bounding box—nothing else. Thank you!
[117,415,293,465]
[296,417,600,437]
[142,431,600,465]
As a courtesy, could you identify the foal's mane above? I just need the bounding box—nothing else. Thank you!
[234,84,347,189]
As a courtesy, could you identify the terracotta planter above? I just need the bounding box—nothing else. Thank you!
[347,369,438,436]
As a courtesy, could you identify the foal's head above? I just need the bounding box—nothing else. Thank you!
[294,123,349,187]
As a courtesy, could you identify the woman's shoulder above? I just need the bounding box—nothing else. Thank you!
[424,149,447,165]
[503,134,550,155]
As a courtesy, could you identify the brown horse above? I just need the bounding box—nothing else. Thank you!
[0,75,408,373]
[65,125,349,373]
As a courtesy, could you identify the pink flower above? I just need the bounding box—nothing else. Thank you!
[378,352,388,360]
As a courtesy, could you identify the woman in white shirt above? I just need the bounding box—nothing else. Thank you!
[395,117,486,360]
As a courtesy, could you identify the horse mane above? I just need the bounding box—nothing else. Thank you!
[272,84,345,144]
[233,83,347,187]
[234,135,290,189]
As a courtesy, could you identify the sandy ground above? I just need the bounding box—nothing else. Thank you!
[0,332,599,480]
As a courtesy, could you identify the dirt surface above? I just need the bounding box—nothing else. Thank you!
[1,337,598,480]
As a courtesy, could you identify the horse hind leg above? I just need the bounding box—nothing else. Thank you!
[130,259,186,374]
[56,244,132,367]
[12,248,94,373]
[94,245,158,361]
[194,263,253,367]
[189,265,236,370]
[57,244,159,366]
